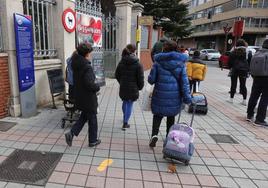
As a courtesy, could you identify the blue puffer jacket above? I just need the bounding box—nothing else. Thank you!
[148,51,192,116]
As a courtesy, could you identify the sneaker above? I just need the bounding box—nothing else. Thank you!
[89,139,101,147]
[122,123,130,131]
[254,121,268,127]
[65,131,73,147]
[149,135,158,148]
[246,116,254,123]
[227,98,233,104]
[241,100,247,106]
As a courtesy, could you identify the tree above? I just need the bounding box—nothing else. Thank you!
[133,0,192,39]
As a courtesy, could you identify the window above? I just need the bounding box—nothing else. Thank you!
[214,5,223,14]
[23,0,57,58]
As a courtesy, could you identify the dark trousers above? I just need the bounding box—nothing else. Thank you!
[230,72,247,100]
[68,85,74,101]
[190,80,200,93]
[247,77,268,122]
[71,111,98,143]
[152,115,175,137]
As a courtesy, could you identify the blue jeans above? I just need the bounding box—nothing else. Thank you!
[122,100,134,124]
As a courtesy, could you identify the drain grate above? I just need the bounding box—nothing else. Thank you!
[0,121,16,132]
[0,150,62,186]
[209,134,239,144]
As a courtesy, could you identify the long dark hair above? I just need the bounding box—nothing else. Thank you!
[122,44,136,57]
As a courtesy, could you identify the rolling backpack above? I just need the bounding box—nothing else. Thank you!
[163,102,196,165]
[188,82,208,115]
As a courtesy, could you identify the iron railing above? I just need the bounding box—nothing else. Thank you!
[22,0,57,58]
[0,17,3,52]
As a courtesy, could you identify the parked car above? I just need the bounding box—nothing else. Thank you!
[219,51,231,69]
[200,49,221,60]
[247,46,260,56]
[189,48,197,56]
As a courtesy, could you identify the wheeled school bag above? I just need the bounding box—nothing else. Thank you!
[163,104,196,166]
[188,82,208,115]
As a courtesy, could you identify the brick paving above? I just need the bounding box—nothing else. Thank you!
[0,63,268,188]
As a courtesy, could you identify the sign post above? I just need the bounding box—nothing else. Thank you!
[223,23,232,54]
[14,13,37,117]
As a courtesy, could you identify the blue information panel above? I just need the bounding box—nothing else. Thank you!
[14,13,37,117]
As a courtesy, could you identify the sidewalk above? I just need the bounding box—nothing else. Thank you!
[0,64,268,188]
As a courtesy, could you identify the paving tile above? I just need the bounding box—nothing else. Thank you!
[72,163,90,174]
[0,181,7,188]
[55,162,73,173]
[250,161,268,170]
[201,157,221,166]
[234,159,255,169]
[107,167,124,178]
[51,145,66,153]
[65,146,81,155]
[144,181,163,188]
[125,180,144,188]
[215,176,239,188]
[243,169,267,180]
[141,161,159,171]
[178,174,199,185]
[163,183,182,188]
[234,178,258,188]
[190,157,204,165]
[86,176,105,188]
[89,165,107,177]
[196,175,219,187]
[5,183,26,188]
[46,183,65,188]
[208,166,229,176]
[110,150,125,159]
[79,148,94,156]
[143,170,161,182]
[190,165,211,175]
[160,172,180,184]
[226,151,246,160]
[94,149,109,157]
[60,154,77,163]
[76,155,92,165]
[125,159,141,169]
[105,178,124,188]
[225,167,248,178]
[218,158,238,167]
[125,169,143,180]
[48,171,69,184]
[196,149,214,157]
[67,173,87,187]
[253,180,268,188]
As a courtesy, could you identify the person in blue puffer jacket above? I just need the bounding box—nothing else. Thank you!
[148,40,192,148]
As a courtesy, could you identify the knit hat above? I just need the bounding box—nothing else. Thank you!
[262,39,268,49]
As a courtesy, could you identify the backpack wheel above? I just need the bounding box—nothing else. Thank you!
[185,160,190,166]
[61,120,65,129]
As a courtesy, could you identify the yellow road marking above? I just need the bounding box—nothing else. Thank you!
[97,159,113,172]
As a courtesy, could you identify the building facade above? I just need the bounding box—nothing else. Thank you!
[181,0,268,51]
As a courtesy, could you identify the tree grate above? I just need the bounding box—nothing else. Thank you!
[209,134,239,144]
[0,150,62,186]
[0,121,16,132]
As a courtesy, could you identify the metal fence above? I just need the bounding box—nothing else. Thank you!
[22,0,57,58]
[0,17,3,52]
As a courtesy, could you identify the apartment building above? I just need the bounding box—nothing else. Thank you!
[181,0,268,51]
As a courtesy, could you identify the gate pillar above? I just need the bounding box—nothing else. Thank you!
[114,0,134,56]
[132,3,144,59]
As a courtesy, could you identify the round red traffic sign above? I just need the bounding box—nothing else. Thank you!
[62,8,76,33]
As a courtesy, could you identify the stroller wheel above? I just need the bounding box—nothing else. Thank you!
[61,120,65,129]
[185,160,190,166]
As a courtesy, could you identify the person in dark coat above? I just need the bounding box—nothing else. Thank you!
[151,37,168,62]
[115,44,144,130]
[65,43,101,147]
[228,39,250,105]
[148,40,192,148]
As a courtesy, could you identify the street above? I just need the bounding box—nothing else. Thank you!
[0,63,267,188]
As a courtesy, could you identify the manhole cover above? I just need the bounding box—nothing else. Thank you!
[0,121,16,132]
[0,150,62,186]
[209,134,239,144]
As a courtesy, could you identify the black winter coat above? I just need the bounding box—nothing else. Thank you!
[115,54,144,101]
[228,47,249,76]
[71,53,100,113]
